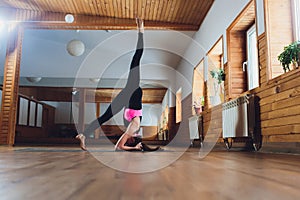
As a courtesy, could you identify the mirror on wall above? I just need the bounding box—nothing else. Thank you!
[0,22,8,93]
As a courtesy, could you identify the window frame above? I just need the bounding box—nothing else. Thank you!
[246,24,260,90]
[18,97,29,126]
[175,88,182,123]
[207,36,224,107]
[17,95,44,128]
[264,0,295,79]
[291,0,300,41]
[192,59,205,115]
[226,0,256,99]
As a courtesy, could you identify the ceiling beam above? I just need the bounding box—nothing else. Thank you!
[24,19,199,31]
[19,86,167,104]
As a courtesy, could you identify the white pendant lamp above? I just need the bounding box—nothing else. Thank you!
[66,39,85,56]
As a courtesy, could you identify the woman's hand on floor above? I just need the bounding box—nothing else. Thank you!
[135,142,143,150]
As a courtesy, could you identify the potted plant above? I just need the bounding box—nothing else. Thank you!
[210,68,225,84]
[193,96,204,115]
[278,41,300,72]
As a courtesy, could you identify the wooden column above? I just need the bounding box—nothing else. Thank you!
[77,88,86,133]
[94,102,101,139]
[0,25,23,145]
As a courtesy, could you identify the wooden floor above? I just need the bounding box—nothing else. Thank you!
[0,145,300,200]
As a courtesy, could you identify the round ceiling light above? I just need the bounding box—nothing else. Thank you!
[65,14,74,23]
[89,78,100,83]
[26,77,42,83]
[66,39,85,56]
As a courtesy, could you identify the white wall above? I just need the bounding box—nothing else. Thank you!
[256,0,265,36]
[44,101,73,124]
[161,88,177,109]
[0,23,7,88]
[0,29,194,87]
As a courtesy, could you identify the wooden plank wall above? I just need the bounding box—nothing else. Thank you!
[202,104,223,143]
[224,62,230,100]
[171,94,193,146]
[255,33,300,142]
[170,0,300,148]
[258,33,268,85]
[168,107,178,141]
[195,0,300,148]
[253,0,300,144]
[15,103,55,138]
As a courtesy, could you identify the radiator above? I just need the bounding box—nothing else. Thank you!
[189,115,200,140]
[188,115,204,147]
[222,94,256,138]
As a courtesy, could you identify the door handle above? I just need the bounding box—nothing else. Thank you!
[242,61,247,72]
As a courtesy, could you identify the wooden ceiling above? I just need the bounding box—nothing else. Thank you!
[230,1,255,31]
[0,0,214,30]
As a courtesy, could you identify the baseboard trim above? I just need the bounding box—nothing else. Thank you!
[260,142,300,154]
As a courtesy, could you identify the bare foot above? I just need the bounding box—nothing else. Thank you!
[136,17,144,33]
[75,134,87,151]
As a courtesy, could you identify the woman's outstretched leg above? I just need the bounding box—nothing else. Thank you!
[81,90,128,135]
[76,89,128,151]
[125,21,144,90]
[126,18,144,112]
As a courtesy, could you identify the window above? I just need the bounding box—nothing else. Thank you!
[159,106,169,131]
[18,97,29,125]
[192,59,204,115]
[176,88,182,123]
[292,0,300,41]
[29,101,36,126]
[207,37,224,107]
[265,0,294,79]
[245,25,259,90]
[18,97,43,128]
[36,103,43,127]
[226,1,256,98]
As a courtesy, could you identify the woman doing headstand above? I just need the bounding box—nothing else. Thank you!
[76,18,145,151]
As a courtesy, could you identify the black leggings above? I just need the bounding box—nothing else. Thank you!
[82,32,144,135]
